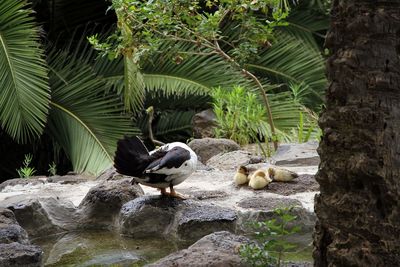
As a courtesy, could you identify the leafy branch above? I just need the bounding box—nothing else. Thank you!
[90,0,295,150]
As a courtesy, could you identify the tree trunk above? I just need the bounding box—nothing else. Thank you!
[313,1,400,266]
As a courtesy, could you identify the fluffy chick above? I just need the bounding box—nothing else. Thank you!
[268,167,298,182]
[249,169,272,190]
[234,165,249,185]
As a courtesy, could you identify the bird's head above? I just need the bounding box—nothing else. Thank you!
[237,165,249,175]
[165,142,198,162]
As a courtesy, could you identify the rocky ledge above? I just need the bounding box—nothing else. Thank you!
[0,140,319,266]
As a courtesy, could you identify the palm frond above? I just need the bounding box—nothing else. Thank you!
[245,32,327,107]
[124,56,145,113]
[95,40,255,103]
[0,0,50,143]
[47,50,137,175]
[144,91,211,111]
[279,9,328,51]
[142,41,256,96]
[155,110,195,137]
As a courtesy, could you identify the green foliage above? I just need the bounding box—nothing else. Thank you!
[92,0,291,63]
[212,85,319,145]
[212,86,270,145]
[47,50,137,175]
[0,0,50,143]
[240,207,301,267]
[89,1,296,140]
[48,162,57,176]
[246,32,327,108]
[17,154,36,178]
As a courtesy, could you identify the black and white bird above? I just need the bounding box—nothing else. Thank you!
[114,136,198,199]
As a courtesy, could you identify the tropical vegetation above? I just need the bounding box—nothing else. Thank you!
[0,0,329,178]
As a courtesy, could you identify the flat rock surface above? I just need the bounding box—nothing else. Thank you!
[272,142,320,166]
[207,150,264,170]
[188,138,241,163]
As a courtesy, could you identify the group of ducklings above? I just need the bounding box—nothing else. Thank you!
[234,165,298,190]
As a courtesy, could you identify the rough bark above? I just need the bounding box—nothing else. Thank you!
[313,1,400,266]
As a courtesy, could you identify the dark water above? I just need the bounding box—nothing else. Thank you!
[32,231,180,267]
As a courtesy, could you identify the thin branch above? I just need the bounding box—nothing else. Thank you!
[146,106,165,146]
[177,50,218,56]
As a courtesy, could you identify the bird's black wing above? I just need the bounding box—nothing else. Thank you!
[145,147,191,173]
[114,136,151,177]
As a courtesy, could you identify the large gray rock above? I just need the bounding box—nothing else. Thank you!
[78,178,144,229]
[173,204,237,242]
[1,196,77,237]
[0,209,43,267]
[188,138,240,164]
[0,242,43,267]
[0,208,29,245]
[192,109,217,138]
[207,150,258,170]
[119,196,188,239]
[272,142,320,166]
[119,196,237,242]
[146,231,249,267]
[0,178,45,192]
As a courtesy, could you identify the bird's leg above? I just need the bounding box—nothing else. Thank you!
[159,188,170,197]
[169,185,187,199]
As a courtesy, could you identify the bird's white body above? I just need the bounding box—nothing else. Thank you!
[114,136,198,198]
[249,169,272,190]
[138,142,198,188]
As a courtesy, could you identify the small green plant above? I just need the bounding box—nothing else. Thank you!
[239,207,301,267]
[48,161,57,176]
[212,86,273,147]
[17,154,36,178]
[294,112,318,143]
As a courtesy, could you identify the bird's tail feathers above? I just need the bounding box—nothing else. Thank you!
[114,136,150,177]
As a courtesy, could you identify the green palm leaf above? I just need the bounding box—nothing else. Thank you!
[0,0,50,143]
[155,110,195,137]
[246,32,327,107]
[124,56,145,113]
[47,50,137,175]
[142,42,254,97]
[95,41,255,103]
[279,9,328,51]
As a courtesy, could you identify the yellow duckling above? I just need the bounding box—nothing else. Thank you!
[249,169,272,190]
[234,166,249,185]
[268,167,298,182]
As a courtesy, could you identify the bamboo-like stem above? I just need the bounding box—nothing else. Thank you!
[146,106,165,146]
